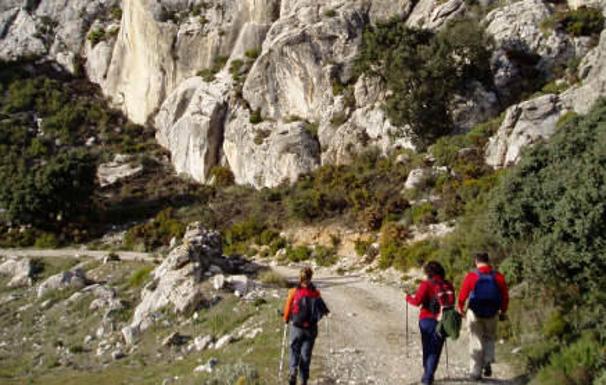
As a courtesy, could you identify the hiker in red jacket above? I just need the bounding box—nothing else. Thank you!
[457,252,509,381]
[406,261,455,385]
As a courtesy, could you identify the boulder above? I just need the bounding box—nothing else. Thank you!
[486,94,564,168]
[213,274,226,291]
[193,335,213,351]
[226,275,252,296]
[223,108,321,188]
[37,268,89,298]
[406,0,466,30]
[0,257,33,288]
[214,334,233,349]
[128,223,222,334]
[155,76,230,183]
[97,154,143,187]
[0,9,46,62]
[404,168,435,190]
[193,357,218,373]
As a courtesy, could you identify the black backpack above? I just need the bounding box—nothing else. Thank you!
[290,286,330,328]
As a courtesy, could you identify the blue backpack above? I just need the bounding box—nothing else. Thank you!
[468,270,501,318]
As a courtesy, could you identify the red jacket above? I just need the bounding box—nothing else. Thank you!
[406,276,450,320]
[458,265,509,314]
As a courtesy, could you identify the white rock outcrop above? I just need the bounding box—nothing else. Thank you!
[124,223,222,343]
[37,268,89,298]
[486,30,606,168]
[97,154,143,187]
[223,108,321,188]
[0,257,33,288]
[155,76,230,183]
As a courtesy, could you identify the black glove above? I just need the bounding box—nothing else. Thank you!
[499,313,508,322]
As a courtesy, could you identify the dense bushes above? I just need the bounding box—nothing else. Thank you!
[124,208,186,251]
[355,18,493,146]
[482,99,606,383]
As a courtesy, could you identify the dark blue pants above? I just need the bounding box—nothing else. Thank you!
[419,318,445,385]
[289,324,317,383]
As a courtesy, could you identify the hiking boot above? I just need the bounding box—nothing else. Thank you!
[288,374,297,385]
[483,363,492,377]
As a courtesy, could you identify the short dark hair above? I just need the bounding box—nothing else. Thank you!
[474,252,490,264]
[424,261,445,278]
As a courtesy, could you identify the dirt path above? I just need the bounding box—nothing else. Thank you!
[0,248,155,262]
[276,266,526,385]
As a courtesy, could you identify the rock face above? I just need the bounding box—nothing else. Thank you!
[3,0,606,186]
[155,76,230,183]
[0,257,33,288]
[223,109,321,188]
[97,154,143,187]
[486,30,606,168]
[101,0,279,125]
[485,94,564,167]
[125,223,222,340]
[484,0,592,102]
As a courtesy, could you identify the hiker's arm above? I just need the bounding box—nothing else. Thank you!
[405,281,428,307]
[496,273,509,314]
[283,289,296,323]
[457,273,474,313]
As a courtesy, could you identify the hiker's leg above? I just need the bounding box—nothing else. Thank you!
[299,331,316,384]
[420,320,430,373]
[482,316,498,365]
[420,318,443,384]
[467,312,483,378]
[289,326,303,379]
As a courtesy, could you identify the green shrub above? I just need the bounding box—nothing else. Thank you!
[197,68,216,82]
[323,9,337,17]
[378,222,410,269]
[314,245,338,266]
[210,166,235,187]
[87,28,106,46]
[560,6,605,37]
[489,99,606,335]
[532,333,604,385]
[284,245,312,262]
[257,270,288,288]
[523,339,561,372]
[543,311,569,339]
[244,48,261,60]
[34,233,59,248]
[110,6,122,20]
[355,18,493,146]
[354,239,373,257]
[124,208,186,251]
[249,108,263,124]
[128,266,154,288]
[411,202,437,226]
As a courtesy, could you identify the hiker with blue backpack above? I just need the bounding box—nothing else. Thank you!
[457,252,510,381]
[406,261,459,385]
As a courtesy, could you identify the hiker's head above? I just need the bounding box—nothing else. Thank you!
[474,252,490,266]
[299,267,313,286]
[424,261,445,279]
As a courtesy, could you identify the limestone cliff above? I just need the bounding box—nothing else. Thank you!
[1,0,605,185]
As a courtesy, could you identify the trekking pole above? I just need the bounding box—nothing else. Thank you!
[405,301,410,358]
[278,323,288,382]
[445,338,450,379]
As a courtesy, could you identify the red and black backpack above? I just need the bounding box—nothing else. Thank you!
[427,279,455,315]
[290,285,329,328]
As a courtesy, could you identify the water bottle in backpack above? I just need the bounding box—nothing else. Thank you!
[468,270,502,318]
